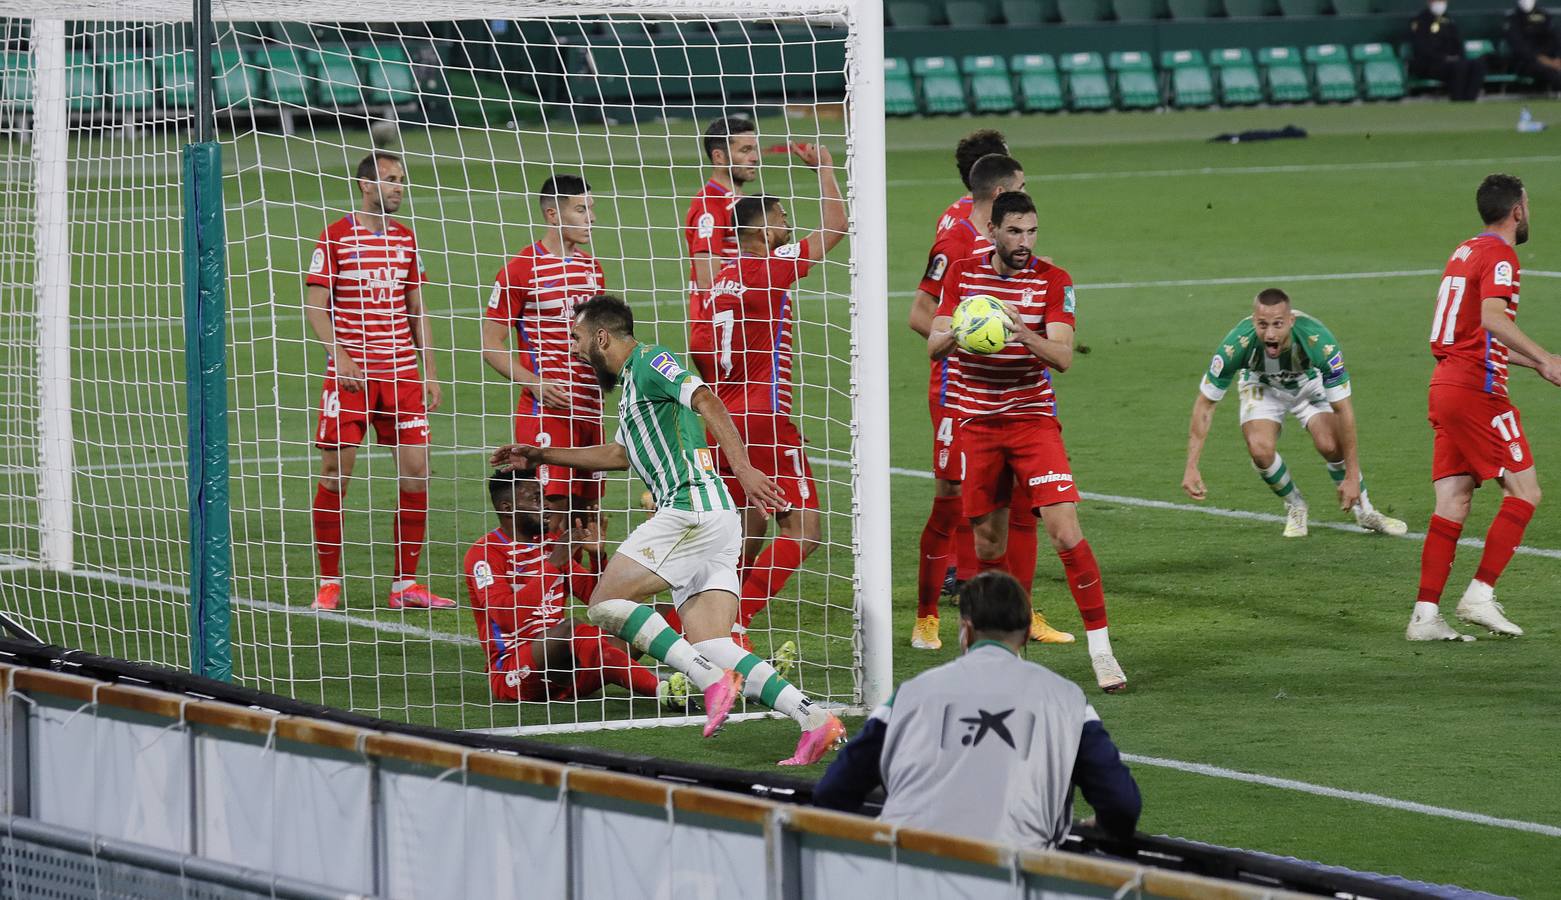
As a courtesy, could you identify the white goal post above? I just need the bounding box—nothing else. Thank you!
[0,0,891,733]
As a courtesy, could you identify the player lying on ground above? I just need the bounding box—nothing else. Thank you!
[705,141,847,652]
[1409,173,1561,641]
[927,191,1126,693]
[464,468,681,707]
[1181,289,1408,538]
[305,151,451,612]
[491,295,846,764]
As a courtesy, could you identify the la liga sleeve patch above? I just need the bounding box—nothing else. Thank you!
[309,247,326,274]
[487,282,503,309]
[696,212,716,239]
[650,351,686,382]
[1494,260,1514,287]
[473,560,494,589]
[925,253,949,282]
[774,242,802,260]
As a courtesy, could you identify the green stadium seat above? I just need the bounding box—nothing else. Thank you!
[1332,0,1374,12]
[66,53,100,113]
[2,52,32,113]
[358,44,417,106]
[215,49,262,109]
[1211,47,1263,104]
[1060,51,1112,110]
[1011,53,1064,111]
[1162,49,1215,107]
[963,54,1016,112]
[887,0,945,26]
[913,55,966,114]
[1109,50,1160,108]
[105,53,157,113]
[885,57,919,115]
[1278,0,1331,14]
[1168,0,1224,17]
[1462,38,1520,88]
[1305,43,1358,101]
[1463,38,1496,61]
[158,51,195,108]
[1112,0,1168,20]
[308,45,363,108]
[947,0,1000,25]
[1001,0,1059,22]
[1057,0,1113,22]
[256,47,310,107]
[1351,42,1406,98]
[1223,0,1278,15]
[1259,45,1311,102]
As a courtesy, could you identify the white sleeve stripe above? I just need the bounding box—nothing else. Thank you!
[678,377,705,409]
[1199,376,1227,402]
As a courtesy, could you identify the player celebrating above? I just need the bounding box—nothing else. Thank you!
[464,468,677,706]
[305,151,451,611]
[927,191,1126,693]
[480,174,608,530]
[1181,289,1408,538]
[1408,174,1561,641]
[705,142,847,648]
[491,295,846,764]
[685,115,760,382]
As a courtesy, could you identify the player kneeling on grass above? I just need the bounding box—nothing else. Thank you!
[1182,289,1407,539]
[464,468,678,707]
[491,295,845,765]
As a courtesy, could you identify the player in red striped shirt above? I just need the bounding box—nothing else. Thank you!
[464,468,671,705]
[706,142,847,650]
[1409,174,1561,641]
[928,191,1126,693]
[481,174,609,533]
[685,115,759,383]
[305,152,451,612]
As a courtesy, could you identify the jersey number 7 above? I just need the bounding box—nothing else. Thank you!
[1430,275,1467,345]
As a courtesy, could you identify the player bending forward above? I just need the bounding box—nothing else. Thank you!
[465,468,677,707]
[492,295,846,764]
[1181,289,1407,538]
[927,191,1126,693]
[1409,173,1561,641]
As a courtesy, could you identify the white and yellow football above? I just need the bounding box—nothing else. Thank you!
[951,294,1012,354]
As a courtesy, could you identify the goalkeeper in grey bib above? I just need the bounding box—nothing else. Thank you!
[491,295,845,766]
[1181,288,1406,538]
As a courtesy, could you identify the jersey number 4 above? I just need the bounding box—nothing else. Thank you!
[1430,275,1467,345]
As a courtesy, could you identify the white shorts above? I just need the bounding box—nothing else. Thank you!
[615,507,741,608]
[1238,373,1332,430]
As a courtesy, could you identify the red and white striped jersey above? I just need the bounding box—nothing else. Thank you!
[936,252,1077,418]
[1429,233,1521,397]
[685,180,740,373]
[306,215,426,378]
[933,195,973,236]
[486,242,607,417]
[706,239,815,415]
[918,214,992,410]
[463,529,596,688]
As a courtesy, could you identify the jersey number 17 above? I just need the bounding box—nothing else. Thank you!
[1430,275,1467,345]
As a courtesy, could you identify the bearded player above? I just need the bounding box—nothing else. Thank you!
[705,142,848,650]
[927,191,1126,693]
[306,151,451,611]
[1181,289,1407,538]
[1408,173,1561,641]
[480,174,608,538]
[685,115,760,383]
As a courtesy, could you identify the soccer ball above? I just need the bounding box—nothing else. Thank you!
[951,294,1012,354]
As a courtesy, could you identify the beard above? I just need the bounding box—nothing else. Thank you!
[1517,220,1530,245]
[587,345,619,391]
[998,246,1032,269]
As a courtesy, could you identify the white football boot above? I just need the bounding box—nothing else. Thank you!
[1091,654,1127,693]
[1283,503,1309,538]
[1405,607,1474,642]
[1454,581,1523,636]
[1356,508,1408,536]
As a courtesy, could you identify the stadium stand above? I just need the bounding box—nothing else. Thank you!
[1211,46,1265,103]
[1012,52,1066,110]
[1162,48,1216,106]
[1058,0,1114,23]
[1060,50,1114,109]
[1259,45,1313,101]
[964,53,1018,112]
[885,55,919,115]
[1305,42,1359,101]
[913,54,967,113]
[1109,49,1162,107]
[1353,41,1406,98]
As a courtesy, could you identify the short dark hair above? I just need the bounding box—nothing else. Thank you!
[1255,288,1291,308]
[991,191,1037,229]
[955,129,1009,190]
[968,154,1024,202]
[574,293,634,338]
[733,195,780,231]
[539,174,591,209]
[704,115,757,163]
[487,468,536,509]
[1477,174,1525,226]
[958,571,1031,636]
[355,151,402,182]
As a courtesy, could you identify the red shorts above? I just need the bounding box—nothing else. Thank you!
[515,408,605,503]
[1429,383,1535,484]
[960,415,1079,518]
[314,371,429,450]
[929,399,965,482]
[719,413,819,511]
[493,631,597,703]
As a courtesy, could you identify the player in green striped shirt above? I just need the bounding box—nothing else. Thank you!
[1181,288,1407,538]
[492,295,845,765]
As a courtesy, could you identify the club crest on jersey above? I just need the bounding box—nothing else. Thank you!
[1494,261,1514,287]
[473,560,494,589]
[926,253,949,282]
[1021,288,1035,307]
[309,248,326,274]
[650,351,685,381]
[1511,441,1524,462]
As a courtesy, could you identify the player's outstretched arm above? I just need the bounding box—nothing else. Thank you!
[690,385,789,515]
[404,287,441,411]
[793,143,848,261]
[490,441,629,474]
[1182,393,1218,501]
[304,284,365,393]
[1326,396,1362,510]
[1482,297,1561,385]
[927,314,959,360]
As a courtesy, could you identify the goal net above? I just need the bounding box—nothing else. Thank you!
[0,1,890,734]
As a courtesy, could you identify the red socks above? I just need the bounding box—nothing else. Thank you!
[572,629,660,697]
[394,489,428,580]
[954,520,978,581]
[917,496,964,617]
[1058,539,1109,631]
[1417,515,1464,603]
[312,483,343,578]
[1475,497,1535,587]
[738,536,806,628]
[1005,499,1039,597]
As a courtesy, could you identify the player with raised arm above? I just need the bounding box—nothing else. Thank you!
[1181,289,1407,538]
[305,151,451,612]
[685,115,759,383]
[1408,174,1561,641]
[480,174,608,536]
[491,295,846,764]
[464,468,679,707]
[705,142,847,650]
[927,191,1126,693]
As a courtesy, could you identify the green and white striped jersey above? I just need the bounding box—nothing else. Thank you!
[613,343,735,513]
[1199,311,1351,403]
